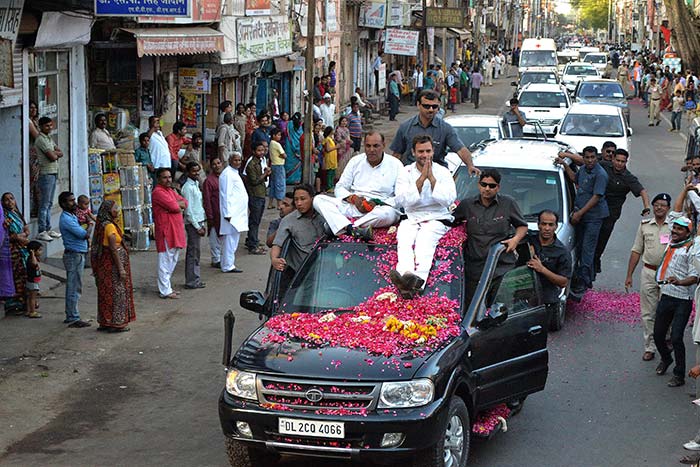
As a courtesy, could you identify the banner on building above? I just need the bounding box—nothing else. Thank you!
[299,3,323,37]
[386,0,402,27]
[95,0,188,17]
[326,0,339,32]
[179,67,211,94]
[425,7,465,28]
[236,15,292,64]
[224,0,245,15]
[359,1,386,29]
[378,63,386,91]
[384,28,419,56]
[245,0,270,15]
[138,0,223,23]
[0,0,24,42]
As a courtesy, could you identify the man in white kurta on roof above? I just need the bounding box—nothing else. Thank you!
[313,131,403,238]
[390,134,457,299]
[219,153,249,273]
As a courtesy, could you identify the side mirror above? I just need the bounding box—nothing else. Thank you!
[476,303,508,329]
[510,81,517,86]
[552,126,558,135]
[240,290,267,314]
[627,128,634,136]
[222,310,235,366]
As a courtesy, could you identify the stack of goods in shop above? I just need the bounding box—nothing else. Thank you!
[88,148,153,251]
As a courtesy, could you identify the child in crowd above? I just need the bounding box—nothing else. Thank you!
[268,127,287,210]
[134,132,155,185]
[312,119,325,194]
[322,126,338,192]
[25,241,43,319]
[76,195,96,229]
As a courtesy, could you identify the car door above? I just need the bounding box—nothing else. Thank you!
[467,243,549,409]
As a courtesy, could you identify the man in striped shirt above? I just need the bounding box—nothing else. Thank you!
[653,212,698,388]
[347,102,363,152]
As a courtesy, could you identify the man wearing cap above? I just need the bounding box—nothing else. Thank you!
[625,192,672,361]
[320,93,335,129]
[653,184,700,387]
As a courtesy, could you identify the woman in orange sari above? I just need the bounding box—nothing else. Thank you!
[91,200,135,332]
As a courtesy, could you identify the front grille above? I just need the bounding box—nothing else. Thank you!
[258,375,380,412]
[266,433,363,450]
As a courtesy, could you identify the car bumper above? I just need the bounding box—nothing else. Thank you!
[218,390,451,463]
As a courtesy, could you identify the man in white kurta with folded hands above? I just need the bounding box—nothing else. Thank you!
[219,153,249,273]
[313,131,403,238]
[390,134,457,298]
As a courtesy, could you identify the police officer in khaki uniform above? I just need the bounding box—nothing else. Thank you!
[625,193,672,361]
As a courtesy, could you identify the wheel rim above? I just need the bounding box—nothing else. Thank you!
[443,414,464,467]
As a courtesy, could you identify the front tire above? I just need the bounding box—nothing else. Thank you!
[413,397,470,467]
[225,438,279,467]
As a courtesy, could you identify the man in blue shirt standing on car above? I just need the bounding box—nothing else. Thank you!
[556,146,609,297]
[58,191,91,328]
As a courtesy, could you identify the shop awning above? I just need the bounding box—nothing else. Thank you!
[122,27,224,57]
[35,12,94,48]
[448,28,471,40]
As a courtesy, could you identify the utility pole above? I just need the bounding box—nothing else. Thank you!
[474,0,482,59]
[303,0,316,186]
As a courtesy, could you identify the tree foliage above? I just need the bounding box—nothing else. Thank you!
[571,0,609,30]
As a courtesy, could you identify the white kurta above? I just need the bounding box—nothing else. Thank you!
[313,153,403,234]
[219,165,249,235]
[149,131,171,169]
[394,162,456,283]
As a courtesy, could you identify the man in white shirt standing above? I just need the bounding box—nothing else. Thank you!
[320,93,335,128]
[148,115,171,170]
[313,131,403,237]
[391,135,456,298]
[181,161,207,289]
[217,112,242,162]
[412,64,424,105]
[219,153,249,273]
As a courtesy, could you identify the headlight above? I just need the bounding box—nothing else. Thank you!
[226,369,258,401]
[378,379,434,408]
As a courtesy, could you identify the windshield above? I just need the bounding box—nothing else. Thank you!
[454,166,563,220]
[453,125,501,148]
[560,113,624,136]
[519,91,568,108]
[281,243,463,313]
[583,54,607,64]
[565,66,598,76]
[520,50,557,68]
[521,72,558,86]
[577,82,625,99]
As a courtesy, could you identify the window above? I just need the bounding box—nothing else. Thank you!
[519,50,557,68]
[559,114,624,136]
[578,83,624,99]
[455,166,563,221]
[519,91,568,108]
[453,126,501,148]
[521,73,558,86]
[566,66,598,76]
[491,266,538,313]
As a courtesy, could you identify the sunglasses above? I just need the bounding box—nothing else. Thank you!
[421,103,440,110]
[479,181,499,189]
[605,149,615,153]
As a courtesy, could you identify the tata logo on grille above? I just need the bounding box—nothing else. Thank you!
[305,389,323,402]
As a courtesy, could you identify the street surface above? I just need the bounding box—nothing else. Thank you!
[1,76,696,467]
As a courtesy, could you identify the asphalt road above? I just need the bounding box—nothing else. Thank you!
[1,77,696,467]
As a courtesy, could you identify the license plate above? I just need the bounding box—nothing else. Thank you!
[278,417,345,439]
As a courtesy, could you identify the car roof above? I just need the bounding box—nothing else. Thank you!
[444,114,501,127]
[579,78,622,85]
[520,83,567,93]
[566,102,622,115]
[471,140,567,172]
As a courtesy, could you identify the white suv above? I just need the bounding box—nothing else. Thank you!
[561,62,600,93]
[512,83,571,136]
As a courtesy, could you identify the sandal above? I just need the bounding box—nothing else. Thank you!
[249,246,267,255]
[26,311,42,319]
[159,293,180,299]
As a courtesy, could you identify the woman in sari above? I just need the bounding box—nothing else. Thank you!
[2,193,29,315]
[91,200,135,332]
[334,116,352,178]
[0,207,16,301]
[285,112,303,184]
[660,73,672,111]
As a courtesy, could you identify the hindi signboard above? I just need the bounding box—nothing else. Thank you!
[179,67,211,94]
[245,0,270,15]
[236,15,292,64]
[359,1,386,29]
[0,0,23,42]
[384,28,419,56]
[138,0,222,23]
[425,7,464,28]
[95,0,189,16]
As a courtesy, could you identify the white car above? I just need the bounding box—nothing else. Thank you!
[582,52,609,77]
[561,62,600,93]
[444,114,504,151]
[554,103,632,154]
[513,83,571,136]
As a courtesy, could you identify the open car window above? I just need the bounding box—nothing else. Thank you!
[491,266,539,314]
